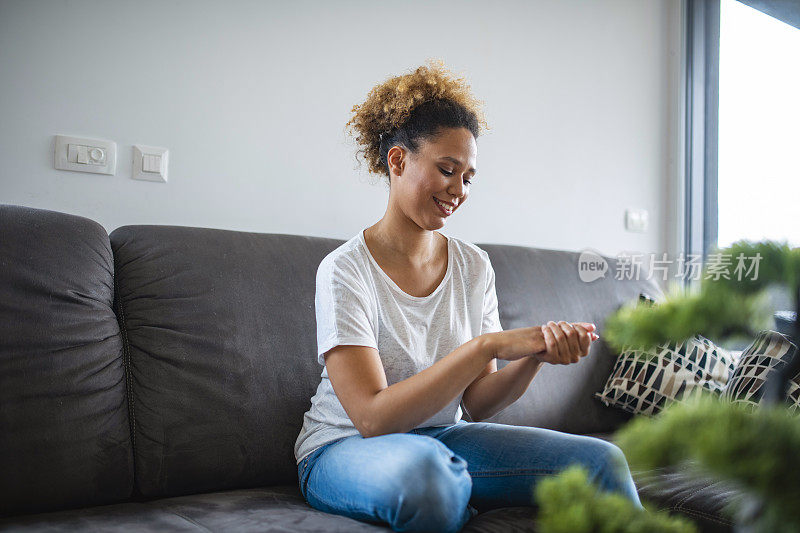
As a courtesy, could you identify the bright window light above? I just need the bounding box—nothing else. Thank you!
[718,0,800,248]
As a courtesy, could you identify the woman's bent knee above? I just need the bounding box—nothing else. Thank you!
[306,434,474,532]
[388,438,473,532]
[588,440,642,507]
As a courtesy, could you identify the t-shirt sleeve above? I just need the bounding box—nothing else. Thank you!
[481,254,503,335]
[315,256,378,366]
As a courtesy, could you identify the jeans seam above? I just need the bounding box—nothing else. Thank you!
[298,456,315,499]
[305,482,379,522]
[469,468,558,477]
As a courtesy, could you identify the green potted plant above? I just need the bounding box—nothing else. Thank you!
[606,240,800,532]
[533,240,800,533]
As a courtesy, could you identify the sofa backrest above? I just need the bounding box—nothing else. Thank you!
[0,205,133,517]
[1,204,664,510]
[476,243,662,434]
[110,224,662,499]
[109,225,340,498]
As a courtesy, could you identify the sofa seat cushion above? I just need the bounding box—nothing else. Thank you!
[464,507,539,532]
[0,486,382,532]
[631,466,741,533]
[585,433,740,532]
[0,485,544,532]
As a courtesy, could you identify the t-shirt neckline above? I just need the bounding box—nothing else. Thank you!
[359,229,452,302]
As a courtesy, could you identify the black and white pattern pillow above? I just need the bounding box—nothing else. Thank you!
[723,330,799,412]
[595,335,737,417]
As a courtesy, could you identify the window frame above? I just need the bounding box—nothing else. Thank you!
[684,0,800,271]
[683,0,720,269]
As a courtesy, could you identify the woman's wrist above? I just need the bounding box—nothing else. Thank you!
[476,332,499,363]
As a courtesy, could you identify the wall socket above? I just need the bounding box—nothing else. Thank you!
[625,208,649,233]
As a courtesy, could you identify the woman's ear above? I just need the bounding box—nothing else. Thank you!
[387,145,406,179]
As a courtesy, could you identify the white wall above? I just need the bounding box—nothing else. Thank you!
[0,0,681,260]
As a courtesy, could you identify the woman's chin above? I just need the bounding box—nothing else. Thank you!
[419,218,445,231]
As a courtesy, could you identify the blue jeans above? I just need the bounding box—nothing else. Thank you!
[297,420,642,532]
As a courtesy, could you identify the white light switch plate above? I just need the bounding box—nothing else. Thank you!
[625,208,649,233]
[132,145,168,182]
[54,135,117,175]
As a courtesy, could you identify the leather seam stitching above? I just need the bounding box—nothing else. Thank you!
[675,481,712,509]
[114,267,137,460]
[671,506,733,526]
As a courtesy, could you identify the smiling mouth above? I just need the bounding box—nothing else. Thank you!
[433,197,454,215]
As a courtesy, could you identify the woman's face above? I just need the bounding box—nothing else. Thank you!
[387,126,477,231]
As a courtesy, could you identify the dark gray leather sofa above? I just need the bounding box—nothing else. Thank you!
[0,204,740,532]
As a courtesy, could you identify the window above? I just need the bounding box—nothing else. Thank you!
[717,0,800,248]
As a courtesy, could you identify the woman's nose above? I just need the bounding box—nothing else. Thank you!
[448,179,466,198]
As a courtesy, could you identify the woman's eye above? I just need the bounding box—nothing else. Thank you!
[440,168,471,185]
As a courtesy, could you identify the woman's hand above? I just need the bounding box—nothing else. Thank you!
[487,321,599,364]
[535,321,598,365]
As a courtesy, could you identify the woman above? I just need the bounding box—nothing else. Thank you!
[294,59,642,532]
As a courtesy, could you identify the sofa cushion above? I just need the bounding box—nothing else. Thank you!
[110,226,342,497]
[631,465,739,533]
[475,244,664,434]
[0,486,384,532]
[0,204,133,516]
[723,329,799,412]
[588,432,739,532]
[0,484,543,532]
[595,335,737,417]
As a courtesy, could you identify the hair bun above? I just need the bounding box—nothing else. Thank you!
[346,58,488,179]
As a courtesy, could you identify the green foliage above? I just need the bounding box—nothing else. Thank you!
[597,239,800,531]
[615,396,800,532]
[604,281,773,352]
[707,240,799,296]
[603,239,797,352]
[534,464,697,533]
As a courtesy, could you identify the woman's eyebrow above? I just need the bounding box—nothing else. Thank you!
[438,156,477,174]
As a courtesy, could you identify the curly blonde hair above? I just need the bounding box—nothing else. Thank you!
[345,58,489,181]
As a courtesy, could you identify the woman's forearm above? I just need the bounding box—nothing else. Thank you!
[461,354,544,422]
[362,336,494,437]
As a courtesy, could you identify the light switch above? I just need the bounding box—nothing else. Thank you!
[132,145,168,183]
[142,154,161,173]
[55,135,116,175]
[77,145,89,164]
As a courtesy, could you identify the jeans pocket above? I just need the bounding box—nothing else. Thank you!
[298,457,311,499]
[299,457,309,481]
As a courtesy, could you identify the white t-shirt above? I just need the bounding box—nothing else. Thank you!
[293,229,503,464]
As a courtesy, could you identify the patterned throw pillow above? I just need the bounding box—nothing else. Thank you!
[595,336,738,417]
[723,330,799,412]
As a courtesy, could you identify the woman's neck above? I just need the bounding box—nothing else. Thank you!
[366,220,443,268]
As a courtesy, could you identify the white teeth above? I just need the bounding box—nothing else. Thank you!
[434,198,453,213]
